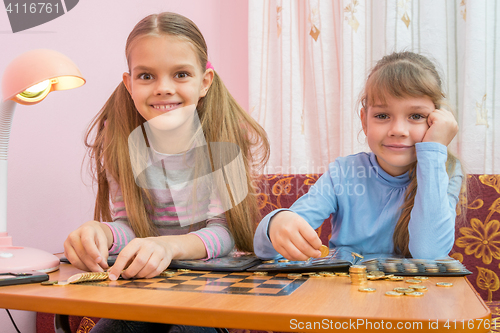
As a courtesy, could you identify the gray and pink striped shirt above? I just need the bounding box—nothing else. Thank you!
[103,148,235,259]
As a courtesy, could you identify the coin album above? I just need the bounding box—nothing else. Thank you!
[60,247,472,276]
[247,248,472,276]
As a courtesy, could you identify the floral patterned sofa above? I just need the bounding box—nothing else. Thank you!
[36,173,500,333]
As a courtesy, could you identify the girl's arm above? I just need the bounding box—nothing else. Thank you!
[408,142,463,258]
[254,166,339,260]
[63,220,114,272]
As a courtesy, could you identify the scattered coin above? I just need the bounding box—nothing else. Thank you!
[178,269,191,272]
[409,285,428,291]
[287,273,302,279]
[335,272,349,277]
[319,271,335,277]
[394,288,414,293]
[389,276,404,281]
[385,291,403,297]
[41,280,58,286]
[414,276,429,280]
[308,273,322,278]
[160,271,176,277]
[253,271,268,276]
[262,260,275,264]
[436,282,453,287]
[358,287,376,292]
[405,291,424,297]
[405,279,422,284]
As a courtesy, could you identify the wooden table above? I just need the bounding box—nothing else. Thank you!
[0,263,492,332]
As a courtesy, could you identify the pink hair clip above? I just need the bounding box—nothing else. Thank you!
[206,61,214,70]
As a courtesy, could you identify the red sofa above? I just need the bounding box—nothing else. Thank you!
[37,174,500,332]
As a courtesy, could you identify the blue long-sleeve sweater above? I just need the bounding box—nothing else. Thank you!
[254,142,463,260]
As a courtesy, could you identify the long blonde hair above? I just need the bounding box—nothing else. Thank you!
[360,51,464,257]
[85,12,269,252]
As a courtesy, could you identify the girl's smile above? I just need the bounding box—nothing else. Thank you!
[361,94,434,176]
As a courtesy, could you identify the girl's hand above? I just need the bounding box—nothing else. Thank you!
[107,237,173,280]
[64,220,110,272]
[268,211,322,261]
[422,109,459,146]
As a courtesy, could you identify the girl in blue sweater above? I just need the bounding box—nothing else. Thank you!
[254,51,463,260]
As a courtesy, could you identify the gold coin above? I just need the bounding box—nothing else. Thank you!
[409,285,427,291]
[160,271,176,277]
[358,287,376,292]
[394,288,414,293]
[253,271,268,276]
[320,245,329,257]
[436,282,453,287]
[41,280,58,286]
[308,273,322,278]
[384,274,394,279]
[385,291,403,297]
[405,291,424,297]
[413,276,429,280]
[287,273,302,279]
[389,276,404,281]
[319,271,335,277]
[278,259,289,263]
[178,269,191,272]
[335,272,349,277]
[262,260,275,264]
[405,279,422,284]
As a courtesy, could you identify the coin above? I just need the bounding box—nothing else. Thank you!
[436,282,453,287]
[358,287,376,292]
[262,260,275,264]
[320,245,330,257]
[308,273,322,278]
[287,273,302,279]
[385,291,403,297]
[160,271,176,277]
[335,272,349,277]
[394,288,414,293]
[253,271,268,276]
[278,259,289,263]
[178,269,191,272]
[409,285,428,291]
[319,271,335,277]
[389,276,404,281]
[405,291,424,297]
[405,279,422,284]
[41,280,58,286]
[413,276,429,280]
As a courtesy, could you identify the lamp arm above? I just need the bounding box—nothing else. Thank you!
[0,99,16,234]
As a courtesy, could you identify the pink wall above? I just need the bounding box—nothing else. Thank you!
[0,1,248,332]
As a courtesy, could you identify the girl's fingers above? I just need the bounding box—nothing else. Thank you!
[67,232,104,272]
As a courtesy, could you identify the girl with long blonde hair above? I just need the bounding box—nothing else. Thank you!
[254,51,463,261]
[64,12,269,333]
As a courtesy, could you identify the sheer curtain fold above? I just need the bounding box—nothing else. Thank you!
[249,0,500,174]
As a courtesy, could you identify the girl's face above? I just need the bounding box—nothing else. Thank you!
[361,94,434,176]
[123,35,213,135]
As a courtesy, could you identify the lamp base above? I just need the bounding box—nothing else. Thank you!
[0,246,60,273]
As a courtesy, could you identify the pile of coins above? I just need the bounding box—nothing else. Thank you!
[349,265,367,285]
[355,275,454,297]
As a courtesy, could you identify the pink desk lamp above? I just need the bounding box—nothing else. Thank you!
[0,49,85,273]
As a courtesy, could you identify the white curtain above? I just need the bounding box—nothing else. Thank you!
[249,0,500,174]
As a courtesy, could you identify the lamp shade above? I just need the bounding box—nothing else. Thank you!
[2,49,85,105]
